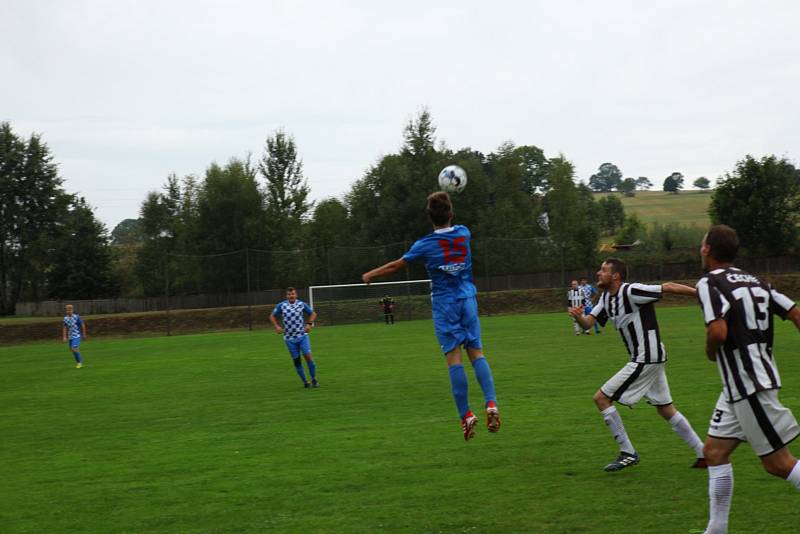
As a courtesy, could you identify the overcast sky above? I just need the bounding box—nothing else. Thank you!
[3,1,799,230]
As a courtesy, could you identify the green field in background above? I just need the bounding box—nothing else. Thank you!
[2,309,798,533]
[596,190,713,228]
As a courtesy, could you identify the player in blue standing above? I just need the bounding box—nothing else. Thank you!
[362,191,499,441]
[580,277,601,334]
[62,304,87,368]
[270,287,319,388]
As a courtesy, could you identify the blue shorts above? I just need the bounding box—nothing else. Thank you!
[69,338,81,350]
[285,335,311,358]
[584,305,593,315]
[432,296,482,354]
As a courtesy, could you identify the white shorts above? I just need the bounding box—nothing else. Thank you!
[601,362,673,407]
[707,390,800,457]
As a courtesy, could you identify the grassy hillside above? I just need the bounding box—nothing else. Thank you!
[595,190,712,228]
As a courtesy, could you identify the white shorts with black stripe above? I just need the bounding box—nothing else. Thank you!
[601,362,673,407]
[707,390,800,457]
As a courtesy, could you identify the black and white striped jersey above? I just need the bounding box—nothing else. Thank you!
[590,282,666,363]
[567,289,584,308]
[696,267,797,403]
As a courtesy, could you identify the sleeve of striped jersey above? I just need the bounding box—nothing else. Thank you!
[696,278,730,325]
[769,285,797,320]
[628,283,662,304]
[590,297,609,326]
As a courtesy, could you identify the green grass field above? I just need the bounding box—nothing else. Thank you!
[2,309,799,533]
[596,190,713,228]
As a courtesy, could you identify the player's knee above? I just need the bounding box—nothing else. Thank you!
[292,357,302,368]
[761,454,795,478]
[593,390,611,408]
[703,441,729,464]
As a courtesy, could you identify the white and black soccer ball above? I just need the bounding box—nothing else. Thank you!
[437,165,468,193]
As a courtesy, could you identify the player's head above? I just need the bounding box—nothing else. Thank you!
[427,191,453,227]
[701,224,739,269]
[65,304,74,315]
[579,277,588,285]
[570,280,578,289]
[597,257,627,289]
[286,287,297,302]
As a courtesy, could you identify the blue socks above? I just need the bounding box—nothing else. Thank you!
[448,364,470,418]
[292,357,307,383]
[471,357,497,405]
[307,359,317,380]
[73,352,82,363]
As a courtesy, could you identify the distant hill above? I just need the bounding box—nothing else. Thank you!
[594,190,712,228]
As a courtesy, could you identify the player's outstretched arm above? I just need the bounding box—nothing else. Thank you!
[661,282,697,297]
[81,322,87,340]
[362,258,408,284]
[62,325,67,342]
[705,319,727,361]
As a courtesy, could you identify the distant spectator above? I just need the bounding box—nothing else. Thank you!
[380,295,395,324]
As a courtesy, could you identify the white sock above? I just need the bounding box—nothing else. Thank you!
[669,411,705,458]
[787,460,800,490]
[601,406,636,454]
[706,463,733,534]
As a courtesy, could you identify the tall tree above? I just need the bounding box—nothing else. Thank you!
[635,176,652,190]
[597,195,625,234]
[0,123,70,313]
[710,155,800,255]
[259,129,312,248]
[663,172,684,193]
[588,162,623,192]
[47,197,118,299]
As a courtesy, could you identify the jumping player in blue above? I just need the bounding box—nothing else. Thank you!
[270,287,319,388]
[62,304,87,368]
[362,191,499,441]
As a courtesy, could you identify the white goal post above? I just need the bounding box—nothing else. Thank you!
[308,279,432,326]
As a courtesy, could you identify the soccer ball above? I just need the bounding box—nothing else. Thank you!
[438,165,468,193]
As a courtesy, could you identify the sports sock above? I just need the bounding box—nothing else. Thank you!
[292,357,307,383]
[306,359,317,380]
[706,463,733,534]
[601,406,636,454]
[73,352,82,363]
[787,460,800,490]
[448,364,470,419]
[669,411,705,458]
[470,357,497,406]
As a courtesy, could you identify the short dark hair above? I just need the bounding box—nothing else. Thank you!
[705,225,739,262]
[426,191,453,226]
[286,286,296,293]
[603,257,628,281]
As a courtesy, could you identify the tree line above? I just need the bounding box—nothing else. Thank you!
[2,115,799,314]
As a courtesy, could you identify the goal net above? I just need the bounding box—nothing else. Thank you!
[309,279,432,326]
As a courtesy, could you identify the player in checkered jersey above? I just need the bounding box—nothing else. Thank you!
[62,304,87,368]
[569,258,707,472]
[270,287,319,388]
[696,225,800,534]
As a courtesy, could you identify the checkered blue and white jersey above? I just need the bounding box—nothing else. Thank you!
[63,314,83,340]
[271,300,314,340]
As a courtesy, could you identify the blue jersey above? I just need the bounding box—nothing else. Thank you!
[402,225,477,301]
[63,314,83,340]
[581,284,597,307]
[271,300,314,340]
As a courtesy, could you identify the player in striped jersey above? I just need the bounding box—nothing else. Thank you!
[567,280,585,335]
[696,225,800,534]
[569,258,706,471]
